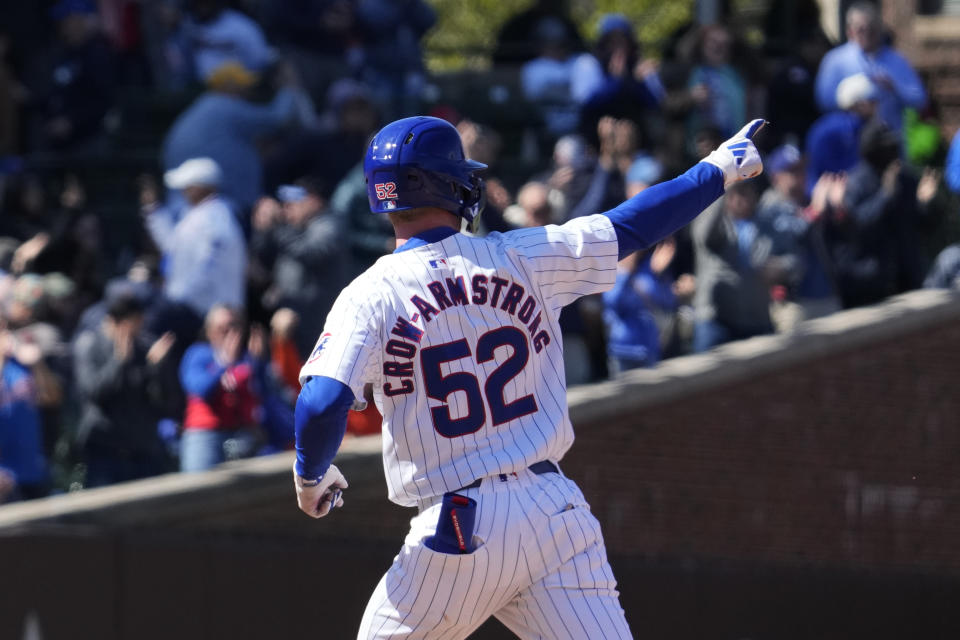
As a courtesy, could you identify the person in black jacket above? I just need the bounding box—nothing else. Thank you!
[251,178,348,356]
[72,290,179,488]
[826,120,937,308]
[30,0,116,150]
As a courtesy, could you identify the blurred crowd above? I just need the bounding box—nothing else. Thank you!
[2,0,960,502]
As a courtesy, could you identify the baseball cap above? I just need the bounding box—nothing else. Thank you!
[277,185,308,203]
[164,158,222,190]
[205,60,259,91]
[836,73,877,110]
[105,278,152,308]
[766,144,802,174]
[50,0,97,20]
[599,14,633,38]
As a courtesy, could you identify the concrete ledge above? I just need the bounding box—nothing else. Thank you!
[0,435,382,531]
[568,289,960,424]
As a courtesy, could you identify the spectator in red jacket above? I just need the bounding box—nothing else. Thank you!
[178,304,267,472]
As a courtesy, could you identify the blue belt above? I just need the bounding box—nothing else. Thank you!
[456,460,559,492]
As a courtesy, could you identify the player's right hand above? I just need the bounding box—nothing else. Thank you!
[701,119,767,187]
[294,462,348,518]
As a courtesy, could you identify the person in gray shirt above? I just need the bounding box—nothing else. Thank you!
[692,180,776,352]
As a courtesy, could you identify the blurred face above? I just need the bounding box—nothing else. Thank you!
[59,14,93,47]
[541,41,569,61]
[694,130,723,160]
[339,100,378,136]
[183,184,216,205]
[847,10,882,52]
[702,28,731,66]
[772,164,805,202]
[852,98,877,119]
[284,194,323,227]
[60,174,86,209]
[206,308,240,348]
[725,186,757,220]
[5,300,32,327]
[517,184,552,227]
[111,313,144,335]
[70,214,101,253]
[463,126,501,167]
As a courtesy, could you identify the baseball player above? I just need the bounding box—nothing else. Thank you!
[293,116,765,639]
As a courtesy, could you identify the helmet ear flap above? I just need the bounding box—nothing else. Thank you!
[461,177,486,233]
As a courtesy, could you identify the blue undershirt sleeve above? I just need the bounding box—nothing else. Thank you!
[294,375,355,479]
[603,162,725,259]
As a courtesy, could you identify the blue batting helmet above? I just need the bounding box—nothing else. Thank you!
[364,116,487,229]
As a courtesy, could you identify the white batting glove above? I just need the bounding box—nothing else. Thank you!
[294,462,348,519]
[701,119,767,187]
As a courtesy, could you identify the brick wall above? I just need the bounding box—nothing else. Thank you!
[565,320,960,574]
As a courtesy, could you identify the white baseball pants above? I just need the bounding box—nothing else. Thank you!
[358,468,633,639]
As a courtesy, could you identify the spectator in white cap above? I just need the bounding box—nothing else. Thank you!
[142,157,247,323]
[804,72,877,195]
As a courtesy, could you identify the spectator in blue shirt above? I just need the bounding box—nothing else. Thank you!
[178,305,268,472]
[603,239,684,374]
[814,1,925,134]
[0,327,49,502]
[943,128,960,194]
[182,0,274,85]
[805,72,877,195]
[355,0,435,119]
[571,14,664,149]
[522,16,587,137]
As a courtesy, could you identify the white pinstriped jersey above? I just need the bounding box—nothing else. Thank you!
[299,214,618,507]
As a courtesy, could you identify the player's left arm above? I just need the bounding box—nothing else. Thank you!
[293,375,353,518]
[292,286,381,518]
[604,119,765,259]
